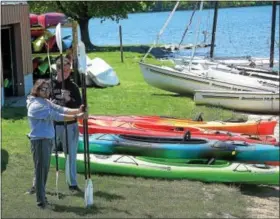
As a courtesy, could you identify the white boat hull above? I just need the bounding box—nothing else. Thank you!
[139,62,276,95]
[86,57,120,88]
[173,57,279,81]
[194,90,280,114]
[174,56,278,68]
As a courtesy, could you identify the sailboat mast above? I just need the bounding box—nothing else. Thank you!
[269,1,277,68]
[210,1,219,59]
[189,1,204,71]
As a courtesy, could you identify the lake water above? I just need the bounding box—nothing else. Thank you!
[59,5,279,60]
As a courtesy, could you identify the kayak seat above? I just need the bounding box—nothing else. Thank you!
[183,130,191,141]
[211,141,236,151]
[185,159,217,165]
[207,157,216,165]
[193,112,204,121]
[223,117,248,123]
[119,135,207,144]
[174,127,184,131]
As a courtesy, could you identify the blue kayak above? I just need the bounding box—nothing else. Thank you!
[78,134,279,165]
[78,134,237,160]
[233,141,279,166]
[62,35,72,50]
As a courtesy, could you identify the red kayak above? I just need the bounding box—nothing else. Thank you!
[31,27,45,37]
[88,115,277,136]
[78,119,278,145]
[30,13,38,26]
[38,12,67,28]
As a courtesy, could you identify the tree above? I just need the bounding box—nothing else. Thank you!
[29,1,152,50]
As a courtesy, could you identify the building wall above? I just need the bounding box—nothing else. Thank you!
[1,3,33,98]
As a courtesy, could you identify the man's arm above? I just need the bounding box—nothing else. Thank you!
[71,81,82,107]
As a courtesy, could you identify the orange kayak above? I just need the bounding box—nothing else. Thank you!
[88,115,277,135]
[78,119,278,145]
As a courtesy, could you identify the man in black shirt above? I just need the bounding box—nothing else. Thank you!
[52,57,82,192]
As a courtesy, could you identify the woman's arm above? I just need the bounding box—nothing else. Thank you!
[64,107,83,115]
[49,107,84,122]
[47,99,84,115]
[62,112,84,121]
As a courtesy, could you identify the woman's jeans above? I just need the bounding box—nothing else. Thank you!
[31,139,53,204]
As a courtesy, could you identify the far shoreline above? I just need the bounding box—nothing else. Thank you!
[128,4,276,15]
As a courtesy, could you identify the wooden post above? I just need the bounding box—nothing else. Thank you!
[269,1,277,68]
[72,20,79,85]
[210,1,218,59]
[119,25,124,63]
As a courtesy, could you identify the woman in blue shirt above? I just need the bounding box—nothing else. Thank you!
[26,79,85,209]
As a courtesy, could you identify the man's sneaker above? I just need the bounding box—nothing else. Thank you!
[25,186,35,195]
[37,202,54,210]
[69,185,82,192]
[37,202,46,209]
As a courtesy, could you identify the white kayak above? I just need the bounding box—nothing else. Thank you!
[85,57,120,88]
[194,90,280,114]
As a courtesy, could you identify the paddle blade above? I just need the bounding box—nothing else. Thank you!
[65,155,71,185]
[55,171,59,199]
[55,23,63,53]
[77,41,87,74]
[84,179,94,207]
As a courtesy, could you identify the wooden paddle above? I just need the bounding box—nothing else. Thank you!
[55,23,71,186]
[77,40,94,207]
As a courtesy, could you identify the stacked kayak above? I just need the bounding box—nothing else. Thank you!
[77,134,279,165]
[78,118,278,145]
[30,14,38,26]
[88,115,277,135]
[50,153,279,185]
[37,12,67,29]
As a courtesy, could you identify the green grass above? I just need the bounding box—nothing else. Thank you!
[1,51,272,218]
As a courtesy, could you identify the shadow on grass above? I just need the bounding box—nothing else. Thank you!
[239,184,280,198]
[1,149,9,173]
[52,204,104,215]
[1,107,27,120]
[46,191,67,200]
[52,204,132,216]
[94,191,125,201]
[151,93,193,98]
[47,190,126,202]
[91,45,173,59]
[47,190,88,200]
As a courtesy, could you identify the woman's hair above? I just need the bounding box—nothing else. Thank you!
[30,79,49,97]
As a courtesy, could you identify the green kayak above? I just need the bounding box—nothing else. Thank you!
[50,153,279,185]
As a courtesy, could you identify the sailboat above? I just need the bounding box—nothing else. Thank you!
[139,1,278,95]
[173,2,279,76]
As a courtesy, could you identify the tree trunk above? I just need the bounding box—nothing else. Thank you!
[78,19,94,50]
